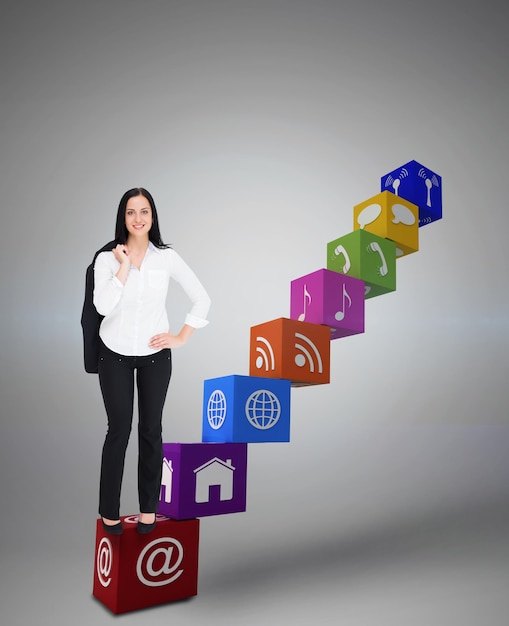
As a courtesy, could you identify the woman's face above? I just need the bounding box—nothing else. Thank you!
[125,195,153,239]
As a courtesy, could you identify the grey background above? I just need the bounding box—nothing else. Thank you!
[1,0,508,624]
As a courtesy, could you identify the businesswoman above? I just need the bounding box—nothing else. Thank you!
[93,187,211,534]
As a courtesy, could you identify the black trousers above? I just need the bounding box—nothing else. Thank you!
[97,341,172,519]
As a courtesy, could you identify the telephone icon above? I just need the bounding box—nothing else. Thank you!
[367,242,388,276]
[332,244,351,274]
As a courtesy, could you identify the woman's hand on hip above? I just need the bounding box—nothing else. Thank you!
[148,333,184,350]
[149,325,196,350]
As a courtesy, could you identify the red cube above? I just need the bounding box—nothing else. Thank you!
[93,515,199,614]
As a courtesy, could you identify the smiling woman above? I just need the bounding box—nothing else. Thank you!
[123,195,153,267]
[88,187,211,536]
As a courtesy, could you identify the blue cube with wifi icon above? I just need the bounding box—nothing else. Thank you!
[381,159,442,226]
[202,375,291,443]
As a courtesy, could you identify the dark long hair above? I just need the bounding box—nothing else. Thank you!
[114,187,170,248]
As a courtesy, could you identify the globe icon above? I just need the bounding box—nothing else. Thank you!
[207,390,227,430]
[245,390,281,430]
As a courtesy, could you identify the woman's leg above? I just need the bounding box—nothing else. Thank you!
[136,350,172,515]
[98,350,135,520]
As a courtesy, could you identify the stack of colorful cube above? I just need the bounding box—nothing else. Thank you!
[93,159,442,613]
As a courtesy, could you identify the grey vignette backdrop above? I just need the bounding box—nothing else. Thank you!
[1,1,508,625]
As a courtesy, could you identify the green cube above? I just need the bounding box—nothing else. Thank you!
[326,230,396,299]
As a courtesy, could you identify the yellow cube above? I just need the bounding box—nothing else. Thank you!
[353,190,419,257]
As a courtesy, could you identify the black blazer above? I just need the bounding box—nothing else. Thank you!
[81,240,117,373]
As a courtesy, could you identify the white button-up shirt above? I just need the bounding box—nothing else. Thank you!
[93,242,211,356]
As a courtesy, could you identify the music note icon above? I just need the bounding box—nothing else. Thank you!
[298,285,312,321]
[334,283,351,321]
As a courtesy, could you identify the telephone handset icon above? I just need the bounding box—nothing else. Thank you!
[333,244,351,274]
[367,242,388,276]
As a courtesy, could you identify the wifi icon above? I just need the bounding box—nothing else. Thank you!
[384,174,395,188]
[254,336,276,371]
[384,168,408,196]
[294,333,323,373]
[249,317,330,386]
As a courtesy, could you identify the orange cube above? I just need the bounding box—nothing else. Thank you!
[249,317,330,387]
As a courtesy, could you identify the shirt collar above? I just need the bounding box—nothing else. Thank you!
[147,241,161,254]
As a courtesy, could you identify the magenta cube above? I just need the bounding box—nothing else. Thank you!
[158,442,248,520]
[290,268,365,340]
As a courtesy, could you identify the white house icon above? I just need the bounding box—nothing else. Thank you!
[193,457,235,503]
[160,457,173,503]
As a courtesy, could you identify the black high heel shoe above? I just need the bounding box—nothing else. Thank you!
[101,518,123,535]
[137,514,156,534]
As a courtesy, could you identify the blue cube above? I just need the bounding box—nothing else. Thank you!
[381,159,442,226]
[202,375,291,443]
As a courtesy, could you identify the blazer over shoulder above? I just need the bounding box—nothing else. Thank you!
[81,240,117,373]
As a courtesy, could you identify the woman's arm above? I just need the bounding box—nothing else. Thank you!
[168,249,211,327]
[93,247,129,316]
[147,250,211,350]
[148,324,196,350]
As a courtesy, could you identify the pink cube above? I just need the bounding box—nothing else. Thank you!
[290,268,365,340]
